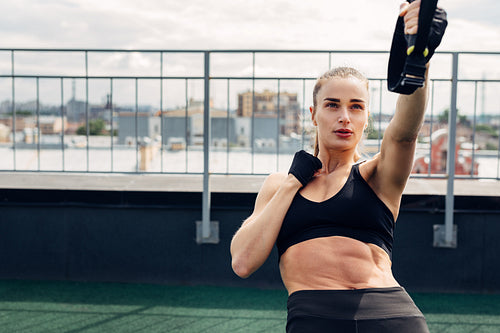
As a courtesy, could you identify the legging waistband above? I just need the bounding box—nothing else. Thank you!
[287,287,424,321]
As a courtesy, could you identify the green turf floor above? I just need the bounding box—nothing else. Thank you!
[0,280,500,332]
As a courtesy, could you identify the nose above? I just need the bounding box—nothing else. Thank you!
[338,107,350,124]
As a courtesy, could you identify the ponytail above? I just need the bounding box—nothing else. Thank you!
[314,131,319,157]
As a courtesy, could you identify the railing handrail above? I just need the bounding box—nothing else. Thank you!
[1,47,500,55]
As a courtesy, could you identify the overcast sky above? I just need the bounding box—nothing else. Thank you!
[1,0,499,51]
[1,0,499,113]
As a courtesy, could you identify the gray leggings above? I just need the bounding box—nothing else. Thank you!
[286,287,429,333]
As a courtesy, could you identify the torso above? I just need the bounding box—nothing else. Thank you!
[278,160,400,295]
[279,236,399,295]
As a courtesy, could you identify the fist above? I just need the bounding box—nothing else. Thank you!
[400,0,420,35]
[288,150,322,187]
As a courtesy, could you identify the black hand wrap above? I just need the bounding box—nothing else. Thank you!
[288,150,322,187]
[387,0,448,95]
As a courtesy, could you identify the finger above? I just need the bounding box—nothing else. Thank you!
[404,1,420,34]
[404,17,419,34]
[408,0,421,10]
[404,5,420,22]
[399,2,409,17]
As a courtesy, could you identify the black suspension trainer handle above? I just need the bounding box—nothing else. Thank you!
[387,0,446,95]
[405,0,436,60]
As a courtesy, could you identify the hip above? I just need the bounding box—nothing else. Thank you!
[286,287,429,333]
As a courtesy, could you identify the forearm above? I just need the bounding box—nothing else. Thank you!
[230,175,301,278]
[390,65,430,142]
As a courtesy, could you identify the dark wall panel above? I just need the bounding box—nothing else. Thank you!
[1,189,499,293]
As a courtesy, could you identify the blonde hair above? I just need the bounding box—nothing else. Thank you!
[311,67,369,158]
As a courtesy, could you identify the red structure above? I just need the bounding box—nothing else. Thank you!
[412,128,479,175]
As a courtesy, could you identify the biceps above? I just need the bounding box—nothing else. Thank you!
[379,135,417,188]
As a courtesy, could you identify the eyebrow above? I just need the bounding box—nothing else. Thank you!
[324,98,366,103]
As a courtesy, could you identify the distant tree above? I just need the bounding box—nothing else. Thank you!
[76,119,106,136]
[367,130,383,140]
[476,124,499,138]
[438,108,468,126]
[6,110,33,116]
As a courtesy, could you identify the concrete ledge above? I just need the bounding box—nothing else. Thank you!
[0,172,499,196]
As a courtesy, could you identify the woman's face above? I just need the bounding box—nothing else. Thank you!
[311,76,369,153]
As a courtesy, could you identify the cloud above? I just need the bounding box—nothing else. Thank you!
[1,0,499,52]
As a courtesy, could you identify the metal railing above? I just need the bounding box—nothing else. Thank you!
[1,48,499,244]
[1,49,499,177]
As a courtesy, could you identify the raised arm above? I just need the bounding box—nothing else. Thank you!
[376,70,429,191]
[366,0,444,213]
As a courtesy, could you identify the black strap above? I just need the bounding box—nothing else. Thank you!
[387,0,439,95]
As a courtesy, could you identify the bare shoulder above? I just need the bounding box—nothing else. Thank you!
[359,153,400,210]
[259,172,288,197]
[250,172,288,217]
[359,153,404,219]
[358,153,380,182]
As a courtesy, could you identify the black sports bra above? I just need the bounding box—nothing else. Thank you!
[276,163,395,259]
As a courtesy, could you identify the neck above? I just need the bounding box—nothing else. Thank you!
[317,149,357,174]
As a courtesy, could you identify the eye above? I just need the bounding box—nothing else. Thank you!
[325,102,339,108]
[351,104,364,110]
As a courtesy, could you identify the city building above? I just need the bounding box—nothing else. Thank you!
[237,89,301,137]
[39,116,67,134]
[117,111,161,145]
[0,123,10,142]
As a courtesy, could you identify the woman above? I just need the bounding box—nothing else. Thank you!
[231,1,436,332]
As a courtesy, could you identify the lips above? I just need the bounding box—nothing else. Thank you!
[334,129,353,138]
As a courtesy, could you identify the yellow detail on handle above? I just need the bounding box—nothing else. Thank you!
[407,46,430,57]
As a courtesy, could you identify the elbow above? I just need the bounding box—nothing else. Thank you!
[231,256,253,279]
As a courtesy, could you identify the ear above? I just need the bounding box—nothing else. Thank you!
[310,106,317,126]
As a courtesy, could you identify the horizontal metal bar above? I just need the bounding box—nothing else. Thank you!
[4,74,498,83]
[1,48,499,55]
[0,75,205,80]
[0,170,204,175]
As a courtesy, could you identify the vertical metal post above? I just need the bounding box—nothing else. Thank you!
[276,79,280,171]
[61,78,65,171]
[110,78,114,172]
[160,52,164,173]
[427,81,435,176]
[135,78,139,172]
[471,81,478,177]
[202,51,211,239]
[251,52,256,173]
[377,80,383,151]
[36,77,40,171]
[301,79,306,150]
[184,79,189,172]
[434,52,458,248]
[197,51,219,244]
[445,53,459,245]
[11,50,16,170]
[85,51,89,172]
[226,78,230,174]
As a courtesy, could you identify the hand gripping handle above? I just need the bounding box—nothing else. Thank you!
[405,0,437,60]
[387,0,442,94]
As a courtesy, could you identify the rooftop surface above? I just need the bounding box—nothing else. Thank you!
[1,172,499,196]
[0,280,499,332]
